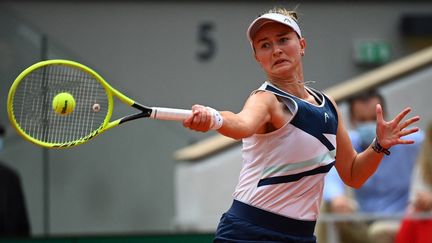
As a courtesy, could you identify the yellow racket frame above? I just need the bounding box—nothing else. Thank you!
[7,59,135,148]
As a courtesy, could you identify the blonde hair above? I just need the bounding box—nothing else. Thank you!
[419,121,432,185]
[262,7,300,22]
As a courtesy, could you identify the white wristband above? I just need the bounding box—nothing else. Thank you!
[206,106,223,130]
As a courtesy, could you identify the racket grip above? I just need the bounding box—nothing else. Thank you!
[150,107,192,121]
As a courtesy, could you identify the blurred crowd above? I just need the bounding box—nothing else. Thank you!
[318,90,432,243]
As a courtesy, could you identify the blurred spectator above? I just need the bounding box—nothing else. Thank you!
[0,124,31,237]
[322,90,424,243]
[395,121,432,243]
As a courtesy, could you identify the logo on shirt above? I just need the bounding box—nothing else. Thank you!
[324,112,330,123]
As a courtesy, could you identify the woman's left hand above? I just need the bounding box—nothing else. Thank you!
[375,104,420,149]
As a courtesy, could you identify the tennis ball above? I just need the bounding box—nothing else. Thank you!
[52,92,76,115]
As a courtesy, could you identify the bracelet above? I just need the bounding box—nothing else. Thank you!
[372,138,390,155]
[206,106,224,130]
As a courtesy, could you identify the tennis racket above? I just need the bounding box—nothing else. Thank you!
[7,59,192,148]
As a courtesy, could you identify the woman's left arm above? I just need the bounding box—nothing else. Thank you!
[334,101,420,188]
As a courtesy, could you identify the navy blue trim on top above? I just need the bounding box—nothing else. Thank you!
[258,161,335,187]
[264,84,338,151]
[227,199,316,237]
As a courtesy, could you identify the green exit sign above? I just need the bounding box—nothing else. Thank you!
[354,40,391,65]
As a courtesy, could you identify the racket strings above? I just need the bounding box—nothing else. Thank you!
[11,64,109,145]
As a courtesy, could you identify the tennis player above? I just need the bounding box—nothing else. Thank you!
[183,7,420,243]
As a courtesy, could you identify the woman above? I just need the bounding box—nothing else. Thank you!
[411,121,432,213]
[183,7,420,243]
[395,121,432,243]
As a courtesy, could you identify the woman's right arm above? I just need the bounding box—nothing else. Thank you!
[183,91,283,140]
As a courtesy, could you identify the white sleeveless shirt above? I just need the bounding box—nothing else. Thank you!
[232,82,338,221]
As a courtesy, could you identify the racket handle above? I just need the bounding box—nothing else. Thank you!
[150,107,192,121]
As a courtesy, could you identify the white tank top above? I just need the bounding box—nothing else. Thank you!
[233,82,338,221]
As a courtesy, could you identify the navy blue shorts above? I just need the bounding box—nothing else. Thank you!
[213,200,317,243]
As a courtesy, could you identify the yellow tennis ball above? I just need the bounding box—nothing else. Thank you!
[52,92,76,115]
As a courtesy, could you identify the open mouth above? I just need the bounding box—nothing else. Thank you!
[273,59,288,66]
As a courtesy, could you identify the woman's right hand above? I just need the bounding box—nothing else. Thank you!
[183,104,213,132]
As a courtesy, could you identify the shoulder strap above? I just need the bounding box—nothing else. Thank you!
[258,81,295,100]
[255,82,297,116]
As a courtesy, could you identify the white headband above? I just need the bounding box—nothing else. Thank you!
[247,13,302,43]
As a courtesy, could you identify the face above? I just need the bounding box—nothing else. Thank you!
[252,22,306,80]
[351,96,381,124]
